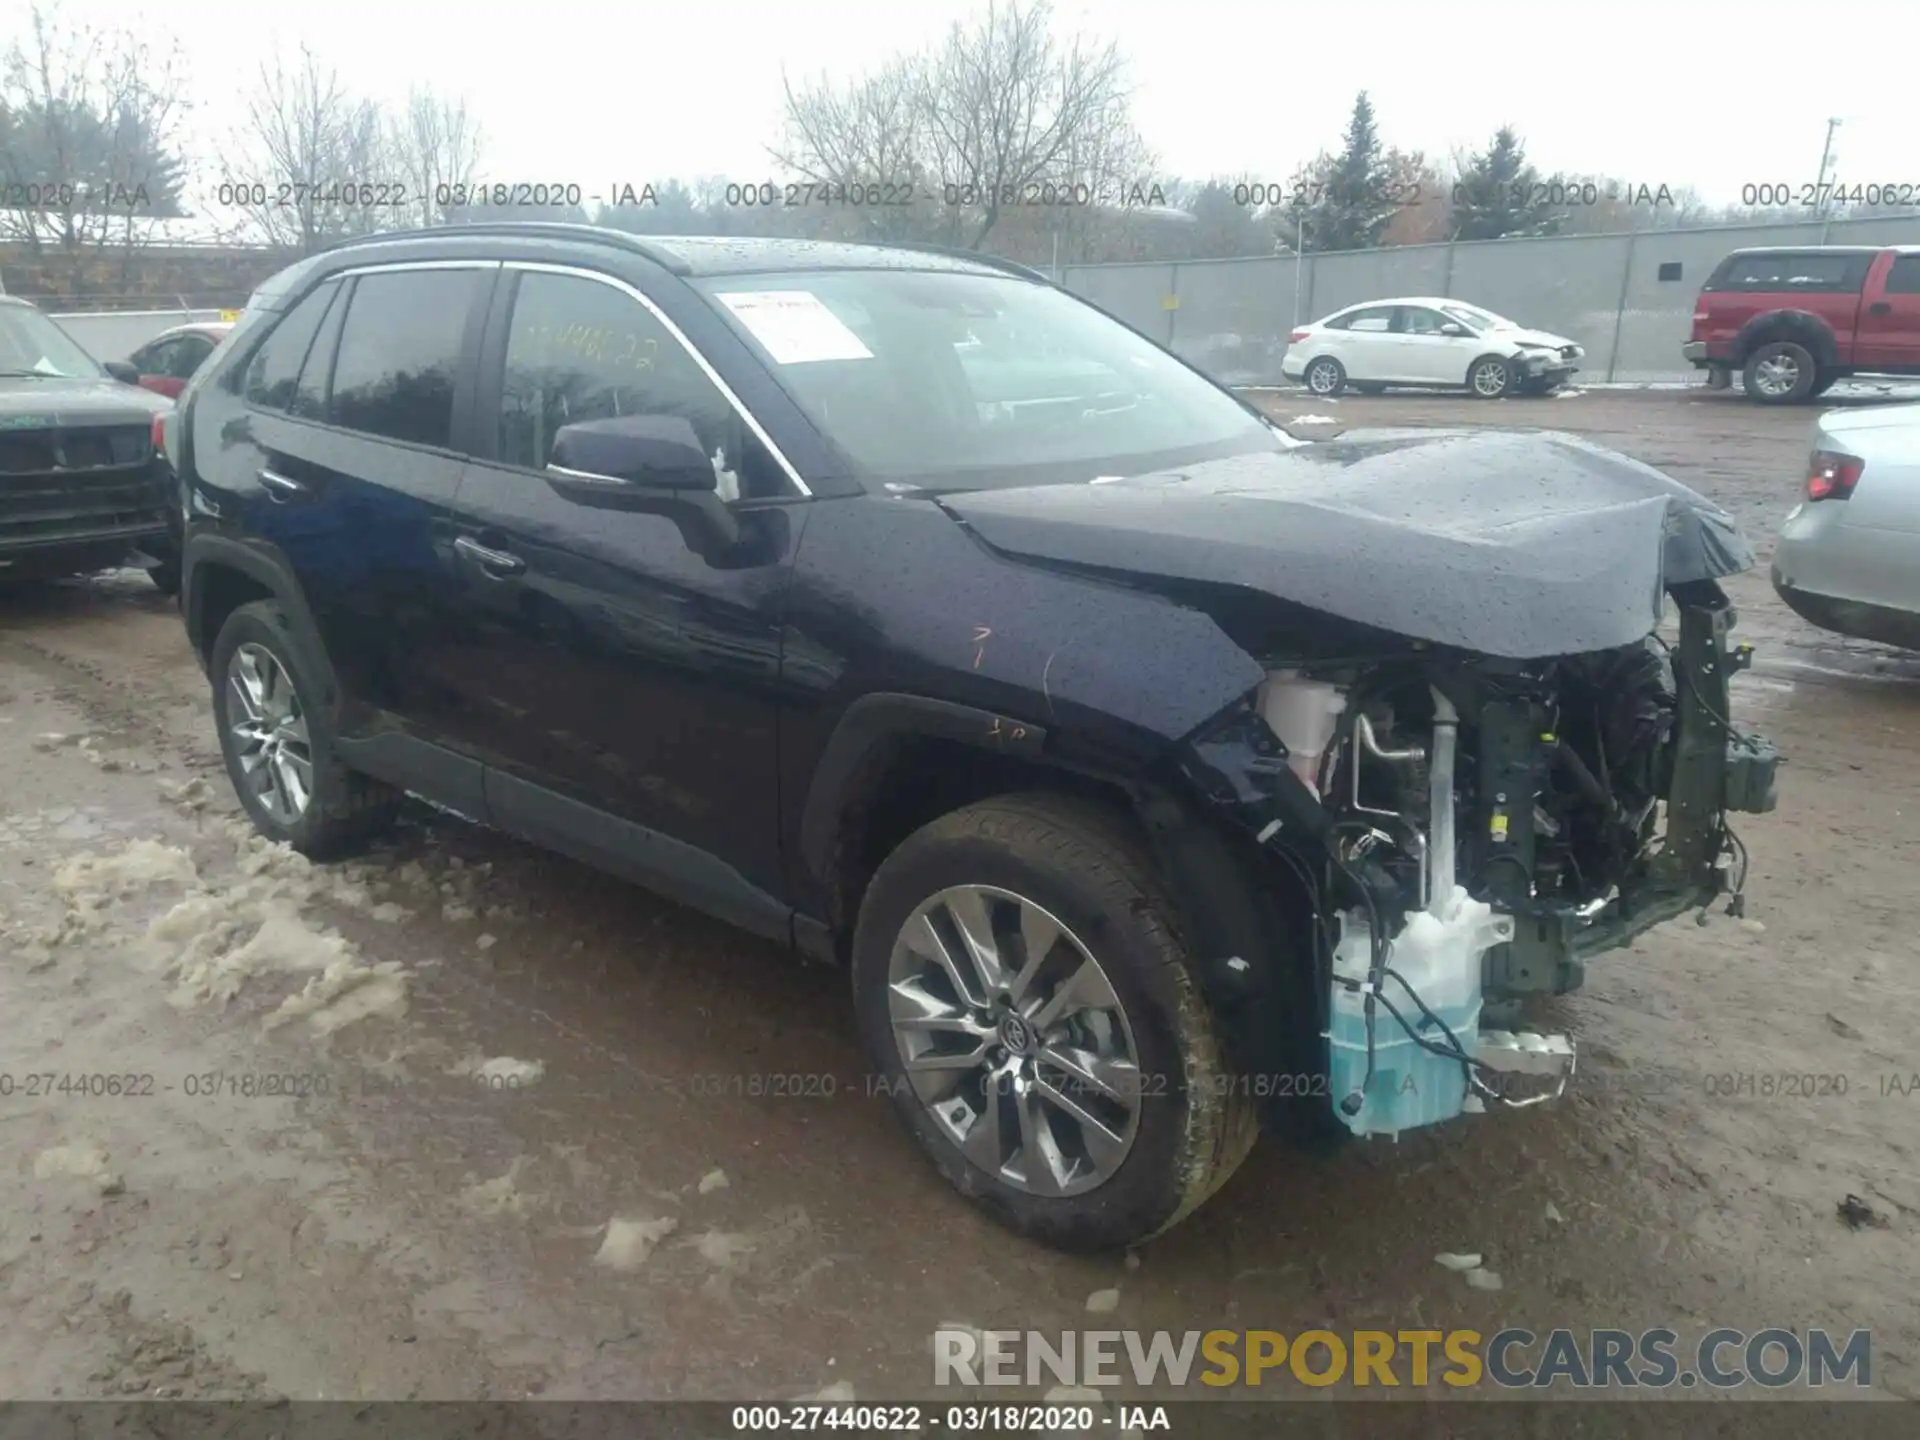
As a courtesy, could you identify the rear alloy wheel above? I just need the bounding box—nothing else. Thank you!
[1742,341,1817,404]
[210,600,399,856]
[852,794,1258,1252]
[1468,355,1514,398]
[1303,357,1346,397]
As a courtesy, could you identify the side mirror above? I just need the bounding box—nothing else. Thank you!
[545,414,738,552]
[103,359,141,384]
[1438,323,1470,338]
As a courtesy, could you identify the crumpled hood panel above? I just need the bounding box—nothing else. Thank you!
[939,429,1755,659]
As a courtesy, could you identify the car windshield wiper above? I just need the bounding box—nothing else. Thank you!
[0,368,71,378]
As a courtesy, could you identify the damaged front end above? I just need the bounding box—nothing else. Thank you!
[1173,579,1779,1141]
[946,428,1783,1141]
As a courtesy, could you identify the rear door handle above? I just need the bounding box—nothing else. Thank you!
[454,535,527,577]
[258,467,309,502]
[1868,302,1893,316]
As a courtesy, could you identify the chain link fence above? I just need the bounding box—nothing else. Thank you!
[1061,214,1920,387]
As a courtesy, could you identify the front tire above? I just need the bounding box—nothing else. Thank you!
[1303,357,1346,397]
[1468,355,1514,398]
[851,794,1258,1252]
[209,600,399,856]
[1742,341,1817,404]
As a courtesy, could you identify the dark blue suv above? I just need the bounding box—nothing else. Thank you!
[170,223,1774,1251]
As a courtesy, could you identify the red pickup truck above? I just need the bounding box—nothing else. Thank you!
[1684,245,1920,403]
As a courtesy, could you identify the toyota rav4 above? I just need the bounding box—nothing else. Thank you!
[169,224,1781,1251]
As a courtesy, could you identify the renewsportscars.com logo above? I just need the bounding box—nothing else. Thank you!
[932,1327,1873,1391]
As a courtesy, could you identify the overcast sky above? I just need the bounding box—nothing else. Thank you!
[30,0,1918,210]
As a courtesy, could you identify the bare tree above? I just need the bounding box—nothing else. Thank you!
[918,1,1133,249]
[389,87,484,228]
[773,0,1139,252]
[772,58,934,242]
[0,1,188,301]
[217,45,400,253]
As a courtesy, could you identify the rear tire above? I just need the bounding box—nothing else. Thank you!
[851,793,1258,1252]
[209,600,399,857]
[1303,357,1346,398]
[1742,341,1817,404]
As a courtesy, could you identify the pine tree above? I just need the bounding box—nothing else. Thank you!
[1277,91,1404,252]
[1449,126,1564,240]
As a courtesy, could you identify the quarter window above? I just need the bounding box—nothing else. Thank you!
[1885,256,1920,294]
[328,269,479,448]
[496,271,784,498]
[243,283,338,412]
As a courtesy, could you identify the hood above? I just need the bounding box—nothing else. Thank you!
[937,429,1754,660]
[0,374,169,424]
[1500,327,1579,351]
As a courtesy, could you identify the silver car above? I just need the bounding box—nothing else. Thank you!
[1772,402,1920,649]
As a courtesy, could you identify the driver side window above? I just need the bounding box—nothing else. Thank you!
[497,271,785,499]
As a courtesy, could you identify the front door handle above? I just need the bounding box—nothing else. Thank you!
[258,467,309,502]
[1867,302,1892,316]
[454,535,527,577]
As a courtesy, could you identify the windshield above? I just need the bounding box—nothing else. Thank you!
[697,270,1280,489]
[0,304,108,379]
[1441,303,1513,331]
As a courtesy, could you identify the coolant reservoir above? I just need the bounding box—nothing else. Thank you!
[1258,671,1347,795]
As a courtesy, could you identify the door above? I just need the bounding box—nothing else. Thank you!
[1853,253,1920,370]
[441,263,806,925]
[1324,304,1399,381]
[1393,305,1481,384]
[238,263,495,806]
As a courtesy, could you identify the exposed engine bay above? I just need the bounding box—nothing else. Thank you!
[1231,583,1781,1139]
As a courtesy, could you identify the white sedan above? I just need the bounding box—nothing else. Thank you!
[1772,402,1920,650]
[1281,297,1585,398]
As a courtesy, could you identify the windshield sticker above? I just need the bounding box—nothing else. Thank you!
[717,291,873,365]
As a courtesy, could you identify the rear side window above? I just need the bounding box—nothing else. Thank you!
[1328,305,1395,332]
[1702,253,1865,293]
[328,269,479,448]
[243,283,339,412]
[1885,256,1920,295]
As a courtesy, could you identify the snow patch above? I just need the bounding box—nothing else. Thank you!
[266,958,410,1035]
[53,840,198,905]
[693,1230,756,1267]
[696,1167,729,1195]
[451,1054,546,1089]
[594,1216,679,1272]
[460,1157,540,1218]
[1287,414,1340,425]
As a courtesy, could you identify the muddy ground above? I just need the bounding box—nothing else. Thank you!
[1,388,1915,1415]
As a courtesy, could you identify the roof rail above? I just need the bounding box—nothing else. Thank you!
[874,241,1054,283]
[317,222,689,271]
[312,224,1056,280]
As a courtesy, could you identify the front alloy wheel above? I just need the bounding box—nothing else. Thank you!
[226,641,314,824]
[1469,356,1513,397]
[888,884,1142,1196]
[851,793,1259,1251]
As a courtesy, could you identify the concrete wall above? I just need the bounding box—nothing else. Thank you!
[1061,214,1920,386]
[48,308,233,362]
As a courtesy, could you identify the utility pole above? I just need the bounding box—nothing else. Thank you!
[1814,117,1842,216]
